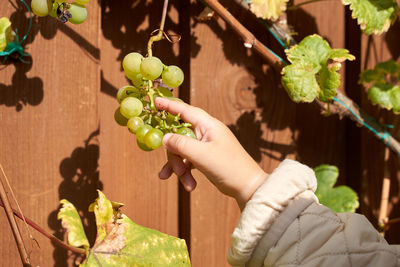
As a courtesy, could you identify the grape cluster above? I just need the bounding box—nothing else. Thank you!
[31,0,88,24]
[114,52,196,151]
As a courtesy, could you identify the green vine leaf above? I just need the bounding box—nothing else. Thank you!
[249,0,289,21]
[359,60,400,113]
[57,199,90,249]
[342,0,399,35]
[314,165,359,213]
[59,191,191,266]
[281,34,355,103]
[0,17,13,52]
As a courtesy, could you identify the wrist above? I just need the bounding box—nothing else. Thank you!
[235,170,269,211]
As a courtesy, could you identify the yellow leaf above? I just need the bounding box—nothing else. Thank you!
[249,0,289,21]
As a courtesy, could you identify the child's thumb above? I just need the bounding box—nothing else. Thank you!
[162,133,203,161]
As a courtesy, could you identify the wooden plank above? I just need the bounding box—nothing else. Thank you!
[189,1,347,266]
[99,0,179,239]
[359,29,400,243]
[189,3,295,266]
[0,0,100,266]
[288,0,347,178]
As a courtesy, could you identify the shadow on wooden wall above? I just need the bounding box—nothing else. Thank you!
[47,129,102,267]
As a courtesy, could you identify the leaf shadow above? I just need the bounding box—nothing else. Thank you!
[47,129,103,267]
[0,59,43,111]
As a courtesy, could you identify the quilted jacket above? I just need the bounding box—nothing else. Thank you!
[227,159,400,267]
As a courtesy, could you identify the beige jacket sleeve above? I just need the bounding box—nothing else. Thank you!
[227,159,400,267]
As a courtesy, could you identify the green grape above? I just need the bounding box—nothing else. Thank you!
[31,0,52,17]
[117,86,142,103]
[156,86,173,97]
[123,52,143,79]
[140,56,163,80]
[120,97,143,119]
[130,73,148,88]
[74,0,90,5]
[127,117,144,134]
[114,107,128,126]
[137,139,153,151]
[136,124,153,144]
[162,65,184,88]
[144,128,164,150]
[68,3,87,24]
[49,2,59,18]
[177,127,196,139]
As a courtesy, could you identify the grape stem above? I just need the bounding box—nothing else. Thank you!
[147,0,169,57]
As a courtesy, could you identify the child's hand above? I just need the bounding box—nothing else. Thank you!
[155,97,268,209]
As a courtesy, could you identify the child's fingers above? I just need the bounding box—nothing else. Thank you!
[178,171,197,192]
[159,162,173,179]
[166,151,188,177]
[163,133,207,164]
[155,97,211,125]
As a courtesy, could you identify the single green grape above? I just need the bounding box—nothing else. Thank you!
[144,128,164,150]
[117,86,142,103]
[156,86,173,97]
[140,56,163,80]
[114,107,128,126]
[68,3,87,24]
[137,139,153,152]
[130,73,148,88]
[120,97,143,119]
[74,0,90,5]
[31,0,52,17]
[136,124,153,144]
[123,52,143,79]
[162,65,184,88]
[127,117,144,134]
[177,127,196,139]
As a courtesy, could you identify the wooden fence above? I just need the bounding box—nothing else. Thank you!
[1,0,399,266]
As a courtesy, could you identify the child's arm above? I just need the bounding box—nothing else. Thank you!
[155,97,400,266]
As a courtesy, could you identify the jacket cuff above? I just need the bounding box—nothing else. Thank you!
[227,159,318,266]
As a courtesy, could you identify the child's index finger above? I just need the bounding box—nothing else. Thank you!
[155,97,210,125]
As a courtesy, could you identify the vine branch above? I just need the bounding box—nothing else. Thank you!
[147,0,169,57]
[0,200,85,255]
[0,168,31,266]
[200,0,400,158]
[201,0,283,67]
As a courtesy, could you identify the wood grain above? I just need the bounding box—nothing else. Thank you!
[0,0,100,266]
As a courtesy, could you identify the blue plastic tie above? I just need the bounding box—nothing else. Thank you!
[332,96,392,146]
[0,0,32,62]
[19,0,32,44]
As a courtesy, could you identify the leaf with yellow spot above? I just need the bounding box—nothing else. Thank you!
[57,199,90,249]
[59,190,191,266]
[249,0,289,21]
[342,0,398,35]
[281,34,355,103]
